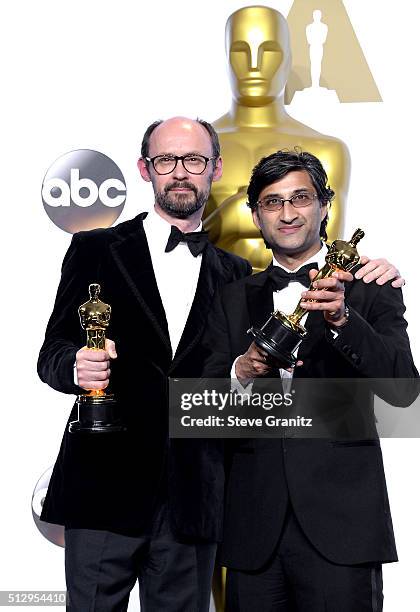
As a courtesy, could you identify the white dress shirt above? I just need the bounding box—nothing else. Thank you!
[232,244,329,392]
[143,209,203,354]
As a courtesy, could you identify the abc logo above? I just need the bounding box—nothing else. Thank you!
[42,149,126,233]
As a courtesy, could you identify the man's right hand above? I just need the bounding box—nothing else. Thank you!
[76,339,117,391]
[235,342,272,384]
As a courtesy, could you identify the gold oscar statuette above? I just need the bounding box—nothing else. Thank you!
[249,229,365,366]
[69,283,126,433]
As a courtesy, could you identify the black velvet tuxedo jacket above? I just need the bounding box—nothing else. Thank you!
[202,263,418,571]
[37,212,251,540]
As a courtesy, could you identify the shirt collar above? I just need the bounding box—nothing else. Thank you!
[272,242,328,272]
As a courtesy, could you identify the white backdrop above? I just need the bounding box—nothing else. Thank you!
[1,1,419,610]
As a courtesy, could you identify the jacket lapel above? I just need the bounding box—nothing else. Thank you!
[170,244,230,371]
[245,265,275,330]
[110,213,172,358]
[293,310,325,375]
[245,266,283,380]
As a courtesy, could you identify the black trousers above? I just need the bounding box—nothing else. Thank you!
[226,507,383,612]
[64,505,216,612]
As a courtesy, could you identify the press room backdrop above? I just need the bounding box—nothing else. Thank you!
[1,1,419,610]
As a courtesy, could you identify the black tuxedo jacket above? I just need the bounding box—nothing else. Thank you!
[37,212,251,540]
[202,264,418,570]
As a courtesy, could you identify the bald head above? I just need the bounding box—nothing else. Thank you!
[141,116,220,160]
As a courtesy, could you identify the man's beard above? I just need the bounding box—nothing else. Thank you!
[155,180,210,219]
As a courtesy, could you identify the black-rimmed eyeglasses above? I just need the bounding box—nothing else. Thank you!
[256,192,319,212]
[145,154,217,175]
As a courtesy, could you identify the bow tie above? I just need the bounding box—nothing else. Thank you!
[268,262,319,291]
[165,225,209,257]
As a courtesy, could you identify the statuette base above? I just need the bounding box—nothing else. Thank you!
[69,394,126,434]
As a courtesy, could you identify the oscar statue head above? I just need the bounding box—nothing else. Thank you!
[225,6,292,107]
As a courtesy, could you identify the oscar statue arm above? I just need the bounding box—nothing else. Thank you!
[327,281,419,406]
[37,232,102,395]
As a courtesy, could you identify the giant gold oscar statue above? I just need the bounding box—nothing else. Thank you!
[204,5,350,271]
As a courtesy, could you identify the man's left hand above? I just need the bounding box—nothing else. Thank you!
[300,269,353,328]
[355,256,405,287]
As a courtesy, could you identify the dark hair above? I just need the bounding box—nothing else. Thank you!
[141,120,163,159]
[247,149,335,242]
[140,118,221,165]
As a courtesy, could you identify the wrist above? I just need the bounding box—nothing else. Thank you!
[235,357,253,383]
[235,357,246,380]
[328,305,350,329]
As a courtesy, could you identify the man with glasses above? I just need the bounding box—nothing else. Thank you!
[202,150,417,611]
[38,122,405,611]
